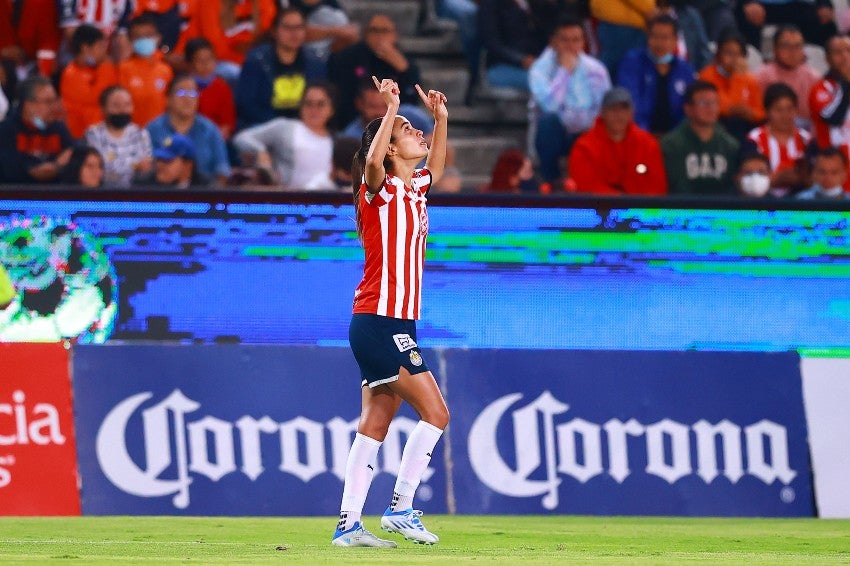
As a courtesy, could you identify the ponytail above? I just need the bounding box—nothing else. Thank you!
[352,117,393,241]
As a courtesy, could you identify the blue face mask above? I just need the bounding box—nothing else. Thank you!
[133,37,158,57]
[652,52,674,65]
[31,115,47,131]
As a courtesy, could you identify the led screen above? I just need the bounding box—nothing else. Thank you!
[1,196,847,351]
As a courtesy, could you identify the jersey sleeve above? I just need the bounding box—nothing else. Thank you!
[362,175,394,206]
[414,167,432,195]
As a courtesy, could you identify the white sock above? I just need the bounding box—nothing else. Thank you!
[339,433,381,530]
[391,420,443,511]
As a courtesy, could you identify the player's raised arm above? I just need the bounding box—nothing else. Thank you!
[416,84,448,185]
[364,76,400,193]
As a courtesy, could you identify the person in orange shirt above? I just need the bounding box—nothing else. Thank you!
[196,0,277,81]
[60,24,119,138]
[118,12,174,127]
[698,30,764,141]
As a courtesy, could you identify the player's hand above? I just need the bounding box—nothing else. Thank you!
[415,84,448,120]
[372,76,400,109]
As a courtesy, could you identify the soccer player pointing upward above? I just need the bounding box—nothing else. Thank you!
[332,76,449,548]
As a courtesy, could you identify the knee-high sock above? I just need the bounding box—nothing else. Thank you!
[391,420,443,511]
[339,433,381,530]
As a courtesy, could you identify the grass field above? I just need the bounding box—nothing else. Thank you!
[1,516,849,565]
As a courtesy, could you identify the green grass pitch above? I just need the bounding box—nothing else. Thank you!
[1,516,849,565]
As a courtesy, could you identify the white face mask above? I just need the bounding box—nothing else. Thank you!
[812,184,844,198]
[739,172,771,197]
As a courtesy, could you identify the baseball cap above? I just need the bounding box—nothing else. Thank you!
[153,134,196,161]
[601,87,633,108]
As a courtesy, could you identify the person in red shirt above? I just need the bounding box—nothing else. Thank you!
[809,33,850,190]
[185,37,236,140]
[118,12,173,127]
[60,24,119,138]
[567,87,667,196]
[1,0,62,77]
[698,30,764,141]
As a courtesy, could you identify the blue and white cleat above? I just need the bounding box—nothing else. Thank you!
[380,507,439,544]
[332,521,397,547]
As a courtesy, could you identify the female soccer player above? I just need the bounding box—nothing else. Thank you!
[331,76,449,548]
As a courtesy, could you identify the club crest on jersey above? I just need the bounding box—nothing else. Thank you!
[393,333,417,352]
[409,350,423,366]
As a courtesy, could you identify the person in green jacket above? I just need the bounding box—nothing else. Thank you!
[661,80,740,196]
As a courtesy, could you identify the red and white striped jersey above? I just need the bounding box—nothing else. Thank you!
[63,0,134,34]
[353,169,431,320]
[746,125,811,173]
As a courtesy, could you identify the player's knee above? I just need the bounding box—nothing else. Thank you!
[425,405,450,430]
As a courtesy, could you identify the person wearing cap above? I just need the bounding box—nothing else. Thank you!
[528,15,610,187]
[567,87,667,196]
[136,133,203,189]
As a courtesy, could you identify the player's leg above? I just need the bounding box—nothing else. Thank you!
[380,368,448,544]
[333,384,402,547]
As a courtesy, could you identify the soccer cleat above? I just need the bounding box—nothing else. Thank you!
[380,507,439,544]
[332,521,397,548]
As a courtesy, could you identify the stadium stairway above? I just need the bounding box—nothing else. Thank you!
[339,0,530,191]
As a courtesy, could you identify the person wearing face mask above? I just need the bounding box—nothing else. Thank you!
[0,76,73,184]
[60,24,119,139]
[118,12,174,127]
[796,146,850,200]
[734,151,773,198]
[84,85,153,188]
[617,14,696,138]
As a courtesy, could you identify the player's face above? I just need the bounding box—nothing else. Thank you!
[389,117,428,161]
[766,96,797,133]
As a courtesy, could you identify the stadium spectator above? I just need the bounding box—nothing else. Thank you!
[1,0,62,78]
[476,0,549,92]
[328,13,422,126]
[809,33,850,190]
[734,150,773,197]
[591,0,655,81]
[60,144,105,188]
[735,0,837,49]
[568,87,668,195]
[796,146,849,199]
[147,75,230,184]
[236,8,327,128]
[135,133,204,188]
[331,135,360,190]
[233,82,336,190]
[84,85,153,188]
[617,14,696,137]
[195,0,277,84]
[483,148,538,193]
[745,82,810,195]
[655,0,713,72]
[698,30,764,140]
[118,12,174,126]
[185,37,236,140]
[0,76,73,184]
[754,25,820,126]
[529,16,610,186]
[59,0,134,63]
[288,0,359,63]
[60,24,119,139]
[661,80,740,195]
[132,0,185,55]
[432,0,479,102]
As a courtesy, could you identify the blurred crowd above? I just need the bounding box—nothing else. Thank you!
[0,0,848,200]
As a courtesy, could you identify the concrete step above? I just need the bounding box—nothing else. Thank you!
[399,33,463,57]
[340,0,421,36]
[450,136,525,178]
[448,101,529,126]
[420,68,469,106]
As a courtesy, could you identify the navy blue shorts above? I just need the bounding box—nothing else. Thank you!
[349,313,430,388]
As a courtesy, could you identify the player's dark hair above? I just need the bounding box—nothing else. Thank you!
[352,117,394,241]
